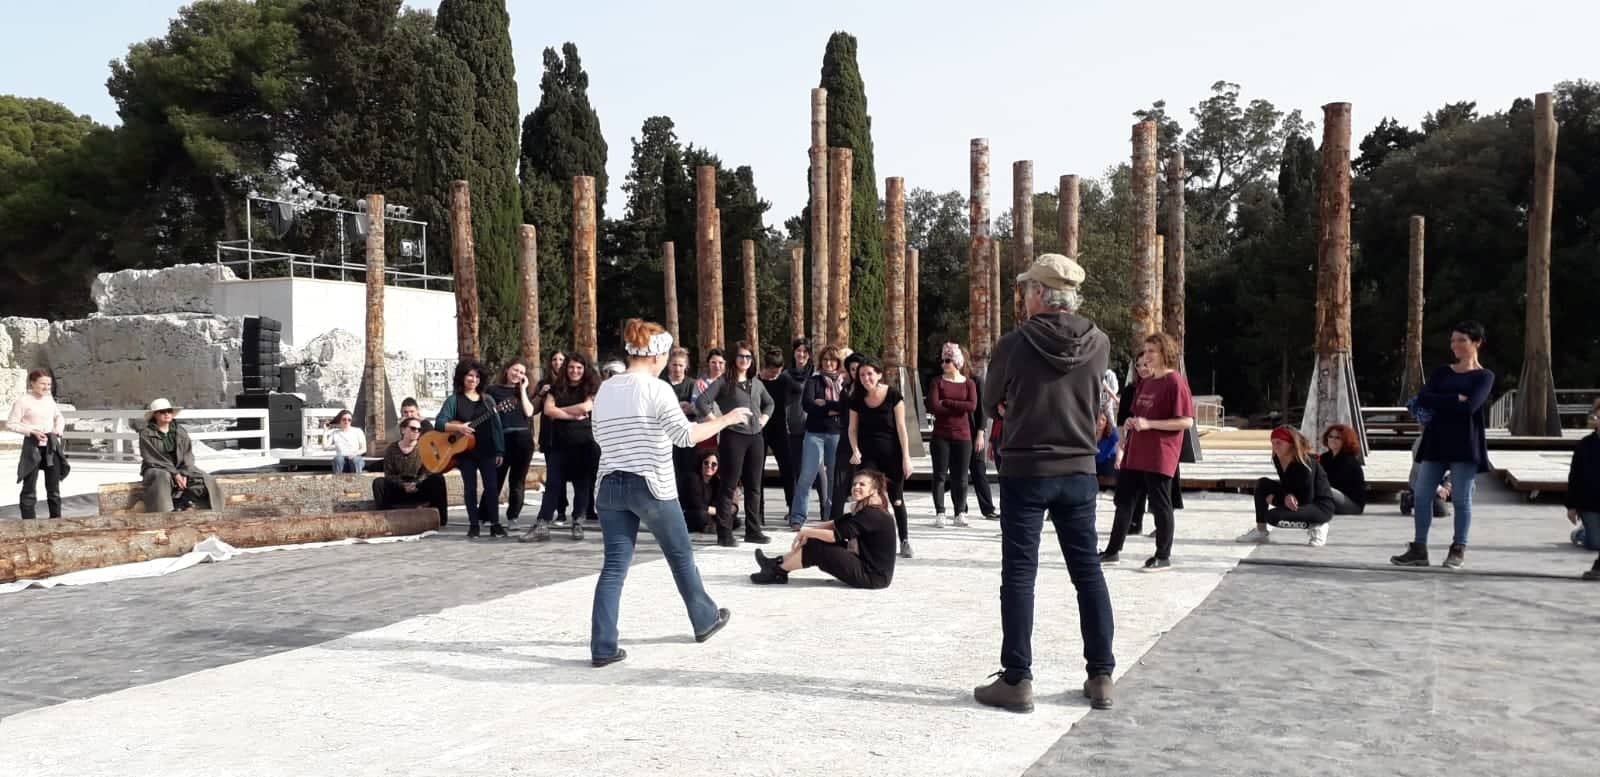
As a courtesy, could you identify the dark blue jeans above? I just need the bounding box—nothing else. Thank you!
[999,472,1115,683]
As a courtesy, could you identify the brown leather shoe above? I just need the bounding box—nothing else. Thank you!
[1083,674,1114,710]
[974,673,1034,713]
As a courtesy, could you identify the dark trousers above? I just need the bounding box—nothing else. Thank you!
[999,473,1115,682]
[1329,488,1364,515]
[969,445,995,516]
[716,432,765,537]
[537,446,596,525]
[1105,470,1176,559]
[18,461,62,519]
[498,431,534,521]
[374,477,448,526]
[1254,478,1335,526]
[930,437,973,515]
[829,437,854,520]
[767,425,795,507]
[457,451,500,529]
[801,540,887,589]
[1112,468,1148,533]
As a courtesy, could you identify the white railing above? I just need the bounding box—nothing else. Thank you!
[60,409,270,463]
[1193,395,1225,430]
[215,243,451,288]
[1485,389,1596,430]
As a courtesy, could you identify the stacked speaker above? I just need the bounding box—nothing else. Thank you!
[242,316,283,393]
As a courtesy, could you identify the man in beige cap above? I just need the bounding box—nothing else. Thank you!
[138,398,219,512]
[973,253,1116,713]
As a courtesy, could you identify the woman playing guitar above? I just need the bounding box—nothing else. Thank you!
[435,360,508,538]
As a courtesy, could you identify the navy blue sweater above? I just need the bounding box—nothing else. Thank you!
[1413,365,1494,473]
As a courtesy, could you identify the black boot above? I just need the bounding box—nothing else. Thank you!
[467,523,481,539]
[1390,542,1428,566]
[489,523,508,538]
[750,550,788,584]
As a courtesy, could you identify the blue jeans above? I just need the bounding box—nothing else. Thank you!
[998,473,1115,683]
[591,472,721,659]
[1577,512,1600,551]
[332,454,365,474]
[1412,461,1476,545]
[789,432,838,525]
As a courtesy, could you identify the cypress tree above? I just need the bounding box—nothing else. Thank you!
[818,32,885,356]
[413,36,474,277]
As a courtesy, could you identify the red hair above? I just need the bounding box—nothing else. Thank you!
[1322,424,1360,457]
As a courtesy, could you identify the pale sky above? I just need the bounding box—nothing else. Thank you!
[5,0,1596,224]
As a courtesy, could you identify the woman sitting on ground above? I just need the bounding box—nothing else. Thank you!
[680,448,726,533]
[1237,426,1336,546]
[1319,423,1366,515]
[750,469,898,589]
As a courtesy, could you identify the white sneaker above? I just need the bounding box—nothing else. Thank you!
[1307,524,1329,547]
[932,514,946,528]
[951,514,970,527]
[1236,527,1272,544]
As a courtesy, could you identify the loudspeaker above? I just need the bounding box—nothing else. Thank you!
[236,391,304,449]
[241,316,282,376]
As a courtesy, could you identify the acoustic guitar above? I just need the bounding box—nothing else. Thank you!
[418,395,521,474]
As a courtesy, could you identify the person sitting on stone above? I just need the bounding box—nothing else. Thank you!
[1319,423,1366,515]
[750,469,898,589]
[373,417,449,526]
[138,398,219,512]
[327,409,367,474]
[1237,426,1336,546]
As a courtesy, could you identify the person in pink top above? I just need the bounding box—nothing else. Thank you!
[7,369,68,519]
[1099,333,1195,571]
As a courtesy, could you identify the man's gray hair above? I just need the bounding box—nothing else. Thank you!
[1026,279,1082,313]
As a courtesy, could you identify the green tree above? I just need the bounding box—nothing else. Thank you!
[413,35,475,276]
[817,32,885,355]
[0,96,96,195]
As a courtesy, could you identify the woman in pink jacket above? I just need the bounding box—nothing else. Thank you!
[7,369,67,519]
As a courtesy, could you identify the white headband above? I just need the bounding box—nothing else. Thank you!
[625,331,674,357]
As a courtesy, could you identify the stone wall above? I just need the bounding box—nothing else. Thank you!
[288,328,418,412]
[91,263,238,316]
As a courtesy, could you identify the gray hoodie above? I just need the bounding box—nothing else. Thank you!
[984,311,1110,477]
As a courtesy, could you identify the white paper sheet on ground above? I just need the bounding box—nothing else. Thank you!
[0,531,436,594]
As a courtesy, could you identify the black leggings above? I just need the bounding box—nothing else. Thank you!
[1105,470,1175,559]
[717,432,765,536]
[801,540,889,589]
[857,444,908,541]
[930,437,972,515]
[497,430,534,521]
[1254,478,1334,526]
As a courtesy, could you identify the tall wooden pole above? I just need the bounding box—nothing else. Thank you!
[1401,216,1425,400]
[884,176,906,370]
[827,147,853,349]
[969,138,992,376]
[449,180,479,361]
[1513,92,1559,436]
[363,193,386,446]
[572,176,598,364]
[662,241,679,341]
[742,239,759,353]
[711,207,724,350]
[1130,122,1159,346]
[1153,234,1165,336]
[1163,151,1186,372]
[1302,102,1361,445]
[518,225,541,380]
[906,247,920,374]
[809,88,831,351]
[1012,161,1034,328]
[1059,174,1080,259]
[788,246,805,343]
[695,165,717,359]
[990,241,1002,338]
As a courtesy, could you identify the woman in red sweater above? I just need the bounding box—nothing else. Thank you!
[927,343,979,527]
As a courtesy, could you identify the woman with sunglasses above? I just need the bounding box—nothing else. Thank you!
[927,343,978,528]
[695,341,776,547]
[327,409,367,474]
[680,449,727,533]
[374,418,449,526]
[751,469,898,588]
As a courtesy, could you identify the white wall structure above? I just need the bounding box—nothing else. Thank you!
[211,276,456,357]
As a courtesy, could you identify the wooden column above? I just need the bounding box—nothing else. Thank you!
[884,176,906,370]
[788,246,805,343]
[1400,216,1425,400]
[449,180,479,361]
[827,147,853,349]
[1301,101,1362,446]
[906,247,920,373]
[742,239,759,353]
[990,241,1002,338]
[968,138,993,376]
[572,176,598,363]
[518,225,541,380]
[1012,161,1034,328]
[695,165,717,359]
[809,88,831,350]
[662,241,678,340]
[363,193,386,446]
[1153,235,1165,336]
[1512,92,1559,436]
[1059,174,1080,258]
[1163,151,1186,371]
[1130,122,1159,345]
[711,207,724,349]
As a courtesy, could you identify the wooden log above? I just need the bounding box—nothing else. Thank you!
[1153,234,1165,335]
[95,470,545,518]
[742,239,759,353]
[0,508,439,584]
[1130,122,1160,345]
[809,88,831,352]
[1302,102,1360,444]
[449,180,479,361]
[990,241,1002,339]
[1512,92,1559,437]
[663,241,679,340]
[364,193,386,447]
[572,176,598,363]
[788,245,805,343]
[1059,174,1080,258]
[519,224,541,379]
[906,247,920,373]
[969,138,993,376]
[1012,161,1034,328]
[711,207,725,350]
[884,176,907,370]
[1401,215,1425,399]
[1163,151,1187,371]
[695,165,718,359]
[828,147,854,349]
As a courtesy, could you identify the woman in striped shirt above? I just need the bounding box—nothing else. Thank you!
[589,319,752,667]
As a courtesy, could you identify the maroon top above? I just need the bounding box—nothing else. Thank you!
[927,377,979,441]
[1121,371,1195,477]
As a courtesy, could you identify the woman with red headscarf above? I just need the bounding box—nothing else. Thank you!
[1237,426,1337,546]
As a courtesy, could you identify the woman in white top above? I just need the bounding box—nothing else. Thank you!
[328,409,367,473]
[589,319,752,667]
[7,369,67,518]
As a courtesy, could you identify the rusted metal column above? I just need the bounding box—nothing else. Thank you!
[1163,151,1186,371]
[742,239,759,353]
[363,193,386,446]
[572,176,599,363]
[449,180,479,361]
[1012,161,1034,328]
[695,165,717,358]
[906,247,920,372]
[1400,216,1425,400]
[968,138,992,376]
[828,147,853,349]
[884,176,906,370]
[518,225,541,380]
[711,207,725,350]
[1130,122,1159,345]
[662,241,679,340]
[990,241,1002,337]
[788,245,805,343]
[1301,102,1360,444]
[1513,93,1559,436]
[809,88,831,351]
[1059,174,1080,258]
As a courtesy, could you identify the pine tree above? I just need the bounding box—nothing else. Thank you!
[817,32,885,356]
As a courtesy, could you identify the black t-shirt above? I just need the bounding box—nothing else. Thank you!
[547,385,595,450]
[834,506,898,584]
[487,385,532,433]
[849,386,903,451]
[454,394,487,425]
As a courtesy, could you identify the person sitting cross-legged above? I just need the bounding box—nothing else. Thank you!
[1237,426,1337,546]
[750,469,898,589]
[372,417,449,526]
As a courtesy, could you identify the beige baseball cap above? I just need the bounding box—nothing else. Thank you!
[1016,253,1086,290]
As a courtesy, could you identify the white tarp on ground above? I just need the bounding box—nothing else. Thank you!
[0,531,435,595]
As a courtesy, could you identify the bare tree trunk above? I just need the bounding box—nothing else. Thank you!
[711,208,725,351]
[1130,122,1159,347]
[742,239,759,353]
[449,180,479,361]
[828,147,853,349]
[810,88,830,350]
[907,247,920,374]
[990,241,1002,340]
[662,241,678,342]
[696,165,717,360]
[969,139,992,377]
[1012,161,1034,328]
[1301,102,1361,446]
[572,176,598,364]
[1513,92,1559,437]
[1059,174,1080,259]
[519,225,541,380]
[788,245,805,344]
[364,193,386,447]
[1153,234,1165,335]
[1163,151,1187,372]
[884,176,906,370]
[1401,216,1425,400]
